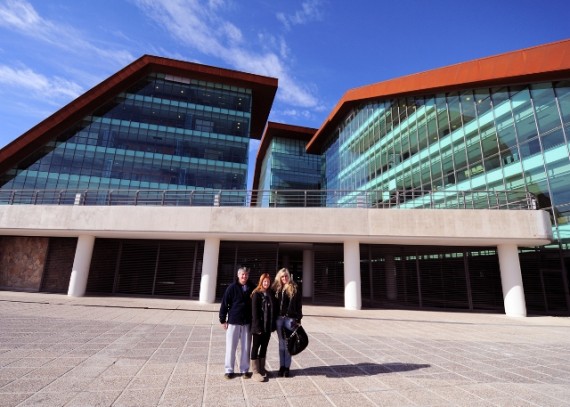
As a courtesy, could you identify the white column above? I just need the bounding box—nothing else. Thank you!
[497,244,527,317]
[199,237,220,304]
[68,235,95,297]
[344,240,362,310]
[385,254,397,301]
[302,249,313,298]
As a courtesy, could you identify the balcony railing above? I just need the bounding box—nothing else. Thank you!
[0,189,538,210]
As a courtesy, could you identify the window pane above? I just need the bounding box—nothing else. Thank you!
[555,81,570,124]
[531,83,562,135]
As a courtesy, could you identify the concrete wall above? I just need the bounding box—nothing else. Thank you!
[0,206,553,247]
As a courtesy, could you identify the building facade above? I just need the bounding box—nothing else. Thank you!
[0,56,277,206]
[0,42,568,316]
[303,39,570,315]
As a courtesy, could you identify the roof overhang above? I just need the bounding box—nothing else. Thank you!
[0,55,278,176]
[307,38,570,153]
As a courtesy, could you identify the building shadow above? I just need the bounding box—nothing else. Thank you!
[296,362,430,377]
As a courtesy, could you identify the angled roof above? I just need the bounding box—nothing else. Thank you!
[306,38,570,153]
[252,121,318,191]
[0,55,278,176]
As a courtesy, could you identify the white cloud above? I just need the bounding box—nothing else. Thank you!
[277,0,324,30]
[281,108,312,119]
[133,0,227,56]
[0,64,83,101]
[0,0,133,65]
[257,32,290,60]
[132,0,321,109]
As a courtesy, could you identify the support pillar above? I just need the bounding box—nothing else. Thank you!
[344,240,362,310]
[68,235,95,297]
[497,244,527,317]
[302,249,313,298]
[200,237,220,304]
[385,254,397,301]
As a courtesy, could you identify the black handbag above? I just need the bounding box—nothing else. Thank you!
[282,323,309,355]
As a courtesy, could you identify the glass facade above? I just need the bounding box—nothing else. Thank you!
[0,73,254,204]
[258,136,321,206]
[322,81,570,242]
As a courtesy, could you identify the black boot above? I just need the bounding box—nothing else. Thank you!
[259,357,267,377]
[283,367,290,377]
[278,366,285,377]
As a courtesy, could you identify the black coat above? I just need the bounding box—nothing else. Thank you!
[219,281,255,325]
[251,290,277,335]
[276,286,303,321]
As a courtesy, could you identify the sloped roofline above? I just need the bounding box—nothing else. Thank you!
[252,121,317,191]
[306,38,570,153]
[0,55,278,176]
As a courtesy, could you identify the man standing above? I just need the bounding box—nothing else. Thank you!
[219,267,255,379]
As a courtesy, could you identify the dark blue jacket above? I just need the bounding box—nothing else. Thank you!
[219,281,255,325]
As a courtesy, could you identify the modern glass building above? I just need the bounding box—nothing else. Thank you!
[304,39,570,314]
[0,56,277,204]
[0,41,567,316]
[252,122,321,207]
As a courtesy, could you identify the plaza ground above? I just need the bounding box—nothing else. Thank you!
[1,291,569,406]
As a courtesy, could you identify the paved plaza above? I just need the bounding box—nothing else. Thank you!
[1,291,570,406]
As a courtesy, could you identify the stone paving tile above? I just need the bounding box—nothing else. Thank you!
[396,387,450,406]
[428,385,484,405]
[325,392,379,407]
[86,375,133,391]
[310,376,359,394]
[15,390,78,407]
[0,391,34,407]
[158,387,204,407]
[340,375,389,392]
[113,388,164,407]
[65,390,123,407]
[0,367,33,381]
[358,390,416,407]
[0,377,55,393]
[284,394,334,407]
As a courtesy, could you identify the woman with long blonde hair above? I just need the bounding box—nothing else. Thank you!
[272,268,302,377]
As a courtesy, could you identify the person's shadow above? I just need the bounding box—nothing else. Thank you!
[298,362,430,377]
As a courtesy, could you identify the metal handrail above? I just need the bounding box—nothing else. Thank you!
[0,188,538,210]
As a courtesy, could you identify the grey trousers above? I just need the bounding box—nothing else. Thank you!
[225,323,251,374]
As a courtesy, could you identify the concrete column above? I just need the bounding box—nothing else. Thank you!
[344,240,362,310]
[199,237,220,304]
[497,244,527,317]
[302,249,313,298]
[68,235,95,297]
[385,254,397,301]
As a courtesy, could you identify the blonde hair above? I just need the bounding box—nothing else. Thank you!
[272,268,297,298]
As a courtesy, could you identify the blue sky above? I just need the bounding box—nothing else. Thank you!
[0,0,569,154]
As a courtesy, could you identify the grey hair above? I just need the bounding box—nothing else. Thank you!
[237,267,249,275]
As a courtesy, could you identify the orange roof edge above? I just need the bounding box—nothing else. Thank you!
[306,38,570,153]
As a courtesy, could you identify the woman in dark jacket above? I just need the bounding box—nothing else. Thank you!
[250,273,277,382]
[272,268,302,378]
